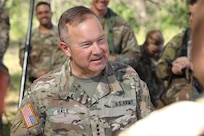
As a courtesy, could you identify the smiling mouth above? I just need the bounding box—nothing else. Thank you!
[92,56,103,62]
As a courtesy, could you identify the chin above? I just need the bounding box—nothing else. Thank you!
[91,63,106,72]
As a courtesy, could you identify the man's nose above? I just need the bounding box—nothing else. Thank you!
[92,43,102,54]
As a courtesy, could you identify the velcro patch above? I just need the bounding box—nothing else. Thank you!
[20,104,38,128]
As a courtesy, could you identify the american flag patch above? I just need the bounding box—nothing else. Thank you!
[20,104,38,128]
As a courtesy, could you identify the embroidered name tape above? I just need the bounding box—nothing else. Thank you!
[20,104,38,128]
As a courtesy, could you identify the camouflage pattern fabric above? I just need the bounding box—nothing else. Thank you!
[98,8,141,66]
[156,32,185,80]
[19,25,66,83]
[162,70,203,105]
[0,3,10,62]
[134,46,164,107]
[156,29,202,105]
[10,60,153,136]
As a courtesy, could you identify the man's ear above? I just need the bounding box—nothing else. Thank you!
[60,42,71,57]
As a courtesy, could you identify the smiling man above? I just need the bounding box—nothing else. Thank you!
[19,1,65,87]
[11,6,152,136]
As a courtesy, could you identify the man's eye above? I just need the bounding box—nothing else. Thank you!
[82,43,91,47]
[36,11,50,15]
[98,38,105,44]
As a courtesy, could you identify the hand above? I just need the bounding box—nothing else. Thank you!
[171,57,192,75]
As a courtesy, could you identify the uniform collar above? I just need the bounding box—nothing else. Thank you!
[58,60,124,107]
[36,24,57,36]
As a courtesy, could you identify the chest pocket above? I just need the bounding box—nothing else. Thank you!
[44,100,91,136]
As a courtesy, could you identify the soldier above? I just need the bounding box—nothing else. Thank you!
[156,0,202,105]
[90,0,141,66]
[19,1,65,85]
[119,8,204,135]
[133,30,164,107]
[0,0,10,133]
[10,6,153,135]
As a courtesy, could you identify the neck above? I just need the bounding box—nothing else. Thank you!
[91,6,107,17]
[39,23,53,34]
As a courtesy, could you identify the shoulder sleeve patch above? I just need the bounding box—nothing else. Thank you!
[20,104,39,128]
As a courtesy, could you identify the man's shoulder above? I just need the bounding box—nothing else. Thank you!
[32,27,39,35]
[165,31,186,49]
[107,8,129,25]
[31,64,67,91]
[109,61,133,70]
[108,61,138,77]
[51,25,58,35]
[32,25,58,36]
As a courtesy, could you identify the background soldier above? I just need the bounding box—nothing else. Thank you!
[91,0,141,66]
[19,1,65,86]
[134,30,164,107]
[156,0,202,105]
[119,4,204,135]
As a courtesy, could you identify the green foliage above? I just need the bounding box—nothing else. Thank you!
[6,0,30,41]
[109,0,189,43]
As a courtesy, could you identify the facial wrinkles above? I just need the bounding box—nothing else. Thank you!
[69,17,108,63]
[68,20,107,77]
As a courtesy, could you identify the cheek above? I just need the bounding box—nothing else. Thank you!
[146,46,152,54]
[193,54,204,75]
[103,44,109,55]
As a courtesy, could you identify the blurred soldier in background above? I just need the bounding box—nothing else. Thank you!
[19,1,65,87]
[119,4,204,135]
[156,0,202,105]
[91,0,141,66]
[134,30,164,107]
[0,0,10,134]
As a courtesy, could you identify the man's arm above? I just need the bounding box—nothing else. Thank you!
[10,90,44,136]
[156,33,184,80]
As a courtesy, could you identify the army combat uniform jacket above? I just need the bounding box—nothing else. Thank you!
[19,25,66,83]
[156,29,203,104]
[11,60,152,136]
[0,3,10,62]
[134,46,163,107]
[98,8,141,66]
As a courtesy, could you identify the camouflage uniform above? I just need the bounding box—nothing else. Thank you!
[156,28,203,105]
[10,60,153,136]
[134,45,164,107]
[98,8,141,66]
[0,2,10,62]
[19,25,66,83]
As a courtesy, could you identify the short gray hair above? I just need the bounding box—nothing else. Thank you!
[58,6,97,44]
